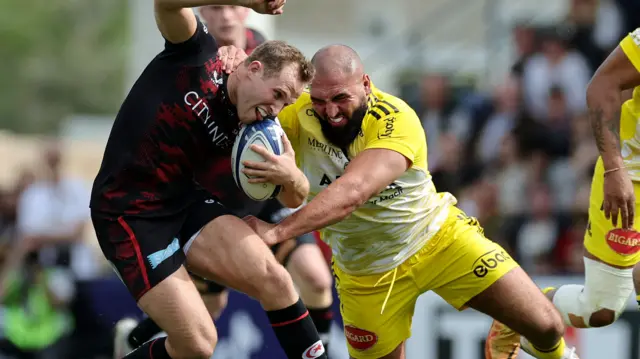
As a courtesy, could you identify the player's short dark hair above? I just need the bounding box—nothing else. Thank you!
[246,40,315,84]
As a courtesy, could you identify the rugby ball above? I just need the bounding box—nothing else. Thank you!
[231,118,284,201]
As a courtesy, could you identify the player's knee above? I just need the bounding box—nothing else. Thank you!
[169,326,217,359]
[531,305,565,345]
[538,317,565,346]
[257,260,296,302]
[589,308,616,327]
[189,341,216,359]
[296,266,333,295]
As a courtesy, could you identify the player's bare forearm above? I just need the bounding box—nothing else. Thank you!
[155,0,255,44]
[274,176,367,241]
[273,149,410,241]
[586,87,623,169]
[277,169,309,208]
[587,45,640,168]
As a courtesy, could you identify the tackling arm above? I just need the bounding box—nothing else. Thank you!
[272,148,411,242]
[586,46,640,169]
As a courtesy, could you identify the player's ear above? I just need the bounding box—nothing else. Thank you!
[363,74,371,95]
[247,61,263,76]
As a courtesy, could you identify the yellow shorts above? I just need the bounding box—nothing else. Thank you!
[584,158,640,267]
[333,206,519,358]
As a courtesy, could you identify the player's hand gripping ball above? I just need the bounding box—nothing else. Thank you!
[231,118,285,201]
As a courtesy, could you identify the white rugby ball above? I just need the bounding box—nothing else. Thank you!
[231,118,284,201]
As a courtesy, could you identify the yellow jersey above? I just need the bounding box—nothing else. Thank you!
[278,85,456,275]
[618,29,640,181]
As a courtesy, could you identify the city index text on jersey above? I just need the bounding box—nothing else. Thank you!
[184,90,231,148]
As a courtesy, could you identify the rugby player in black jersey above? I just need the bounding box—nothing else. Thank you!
[113,5,334,357]
[90,1,327,358]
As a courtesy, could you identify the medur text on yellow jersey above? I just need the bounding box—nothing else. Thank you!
[278,85,456,275]
[618,28,640,181]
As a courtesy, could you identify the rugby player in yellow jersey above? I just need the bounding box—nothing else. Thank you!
[236,44,578,359]
[486,28,640,358]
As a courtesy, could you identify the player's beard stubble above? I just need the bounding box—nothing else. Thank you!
[319,100,368,150]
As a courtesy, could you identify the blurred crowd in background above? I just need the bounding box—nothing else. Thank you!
[0,0,639,357]
[402,0,640,276]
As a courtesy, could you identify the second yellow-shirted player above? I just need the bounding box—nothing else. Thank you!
[488,28,640,358]
[242,45,577,359]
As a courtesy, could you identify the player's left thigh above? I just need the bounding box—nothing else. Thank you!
[427,208,562,341]
[333,262,417,359]
[287,237,333,302]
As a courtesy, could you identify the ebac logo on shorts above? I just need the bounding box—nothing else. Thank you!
[472,249,511,278]
[344,325,377,351]
[606,228,640,255]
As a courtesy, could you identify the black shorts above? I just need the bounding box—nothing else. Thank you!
[91,196,231,301]
[195,200,318,295]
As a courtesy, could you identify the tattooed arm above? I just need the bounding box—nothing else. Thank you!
[586,46,640,167]
[586,44,640,228]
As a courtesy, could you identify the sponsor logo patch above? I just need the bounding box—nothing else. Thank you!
[472,249,511,278]
[344,325,377,351]
[302,340,325,358]
[606,228,640,255]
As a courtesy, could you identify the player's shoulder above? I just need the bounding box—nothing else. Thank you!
[620,29,640,68]
[290,90,314,112]
[368,85,419,123]
[278,90,313,128]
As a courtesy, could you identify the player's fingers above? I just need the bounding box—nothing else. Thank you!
[218,47,229,69]
[219,55,228,71]
[250,144,277,161]
[281,134,293,153]
[610,203,619,227]
[225,55,235,74]
[603,199,612,219]
[242,169,267,178]
[628,199,635,228]
[620,203,629,229]
[269,0,283,9]
[232,51,247,70]
[242,161,270,171]
[247,177,269,184]
[242,162,269,171]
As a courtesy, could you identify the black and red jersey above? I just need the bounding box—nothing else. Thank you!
[90,21,242,217]
[206,27,271,218]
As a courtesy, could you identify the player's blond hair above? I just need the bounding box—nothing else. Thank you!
[246,40,315,84]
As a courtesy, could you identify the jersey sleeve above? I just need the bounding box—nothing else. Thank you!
[277,103,301,153]
[163,15,217,56]
[364,110,425,164]
[620,29,640,72]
